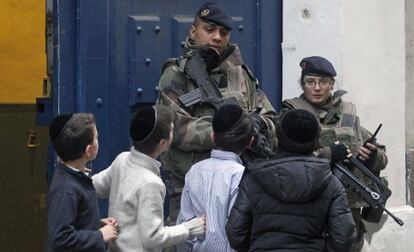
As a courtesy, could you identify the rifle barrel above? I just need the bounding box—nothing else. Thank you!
[383,207,405,226]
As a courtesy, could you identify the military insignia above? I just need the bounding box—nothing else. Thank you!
[200,8,210,17]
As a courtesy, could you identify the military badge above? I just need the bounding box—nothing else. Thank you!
[200,8,210,17]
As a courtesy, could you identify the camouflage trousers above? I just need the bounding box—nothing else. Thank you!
[350,208,366,252]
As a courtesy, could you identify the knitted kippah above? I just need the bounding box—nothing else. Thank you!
[280,109,319,143]
[130,107,156,142]
[49,113,74,141]
[213,104,243,133]
[276,109,320,154]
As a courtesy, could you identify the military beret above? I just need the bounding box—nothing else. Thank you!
[213,104,243,133]
[196,2,233,30]
[300,56,337,77]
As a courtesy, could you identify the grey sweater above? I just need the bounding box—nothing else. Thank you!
[93,148,190,252]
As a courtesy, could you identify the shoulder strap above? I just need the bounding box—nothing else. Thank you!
[339,101,357,127]
[283,97,320,116]
[241,64,256,81]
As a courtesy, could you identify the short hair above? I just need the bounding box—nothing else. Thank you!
[214,111,254,153]
[130,105,174,155]
[193,15,202,28]
[49,113,96,162]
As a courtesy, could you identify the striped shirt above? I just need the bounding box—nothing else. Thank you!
[176,149,244,252]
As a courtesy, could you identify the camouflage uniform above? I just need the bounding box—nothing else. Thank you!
[157,38,277,224]
[281,90,388,252]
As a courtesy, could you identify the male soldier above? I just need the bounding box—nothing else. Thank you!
[280,56,388,252]
[157,2,277,225]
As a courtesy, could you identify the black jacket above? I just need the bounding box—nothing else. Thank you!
[47,163,105,252]
[226,152,356,252]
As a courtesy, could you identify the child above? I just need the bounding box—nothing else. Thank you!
[226,109,356,252]
[177,104,254,252]
[47,113,118,252]
[92,105,206,252]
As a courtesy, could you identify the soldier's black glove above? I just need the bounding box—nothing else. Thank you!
[329,142,349,163]
[249,112,273,160]
[198,46,221,72]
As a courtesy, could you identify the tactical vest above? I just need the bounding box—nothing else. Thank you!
[162,55,259,118]
[284,95,369,208]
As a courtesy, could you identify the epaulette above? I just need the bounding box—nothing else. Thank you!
[161,58,180,74]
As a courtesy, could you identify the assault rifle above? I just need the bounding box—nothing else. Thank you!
[177,47,239,110]
[332,124,404,226]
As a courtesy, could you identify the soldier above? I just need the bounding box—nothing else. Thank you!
[280,56,388,252]
[157,2,277,225]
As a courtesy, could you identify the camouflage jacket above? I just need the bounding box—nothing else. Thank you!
[281,90,388,208]
[157,38,277,186]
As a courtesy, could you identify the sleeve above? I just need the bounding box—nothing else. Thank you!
[177,171,197,223]
[176,173,196,252]
[48,192,105,252]
[228,169,245,216]
[92,164,113,198]
[360,126,388,173]
[225,177,252,252]
[138,182,190,249]
[326,178,357,252]
[157,65,213,152]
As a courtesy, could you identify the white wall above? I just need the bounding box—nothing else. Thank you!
[283,0,406,207]
[283,0,343,98]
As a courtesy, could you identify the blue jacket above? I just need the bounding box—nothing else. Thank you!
[47,163,105,252]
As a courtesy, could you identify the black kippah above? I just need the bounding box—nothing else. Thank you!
[213,104,243,133]
[281,109,319,143]
[130,107,156,142]
[49,113,74,141]
[276,109,320,154]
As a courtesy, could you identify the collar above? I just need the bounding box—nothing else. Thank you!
[129,147,162,176]
[59,163,92,183]
[64,163,90,176]
[211,149,242,164]
[184,37,240,66]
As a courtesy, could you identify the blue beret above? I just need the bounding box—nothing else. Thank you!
[300,56,337,77]
[196,2,233,30]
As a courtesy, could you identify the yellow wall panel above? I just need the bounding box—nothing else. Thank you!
[0,0,46,104]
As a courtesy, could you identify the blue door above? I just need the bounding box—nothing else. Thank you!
[39,0,282,212]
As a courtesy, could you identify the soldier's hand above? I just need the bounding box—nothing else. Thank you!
[329,141,352,163]
[249,113,273,159]
[358,142,378,162]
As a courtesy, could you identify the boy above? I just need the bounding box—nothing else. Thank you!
[177,104,254,252]
[47,113,118,252]
[226,109,356,252]
[92,105,206,252]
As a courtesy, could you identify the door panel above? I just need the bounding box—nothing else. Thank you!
[45,0,282,215]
